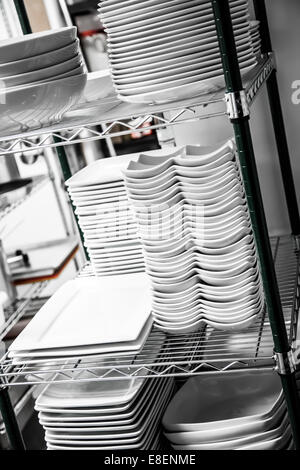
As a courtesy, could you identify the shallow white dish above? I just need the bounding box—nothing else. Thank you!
[163,371,283,432]
[0,27,77,64]
[109,29,250,63]
[11,314,152,362]
[40,377,169,430]
[0,40,79,77]
[118,62,255,104]
[171,415,290,450]
[9,274,152,354]
[2,54,82,88]
[106,10,243,45]
[66,148,179,188]
[104,3,248,36]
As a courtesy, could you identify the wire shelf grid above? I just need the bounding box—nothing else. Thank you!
[0,235,298,387]
[0,55,274,155]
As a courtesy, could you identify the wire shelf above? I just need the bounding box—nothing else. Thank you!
[0,55,274,155]
[0,235,298,387]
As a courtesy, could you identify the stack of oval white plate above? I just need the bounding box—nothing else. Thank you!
[123,140,264,334]
[36,375,174,450]
[0,27,86,133]
[163,370,298,450]
[98,0,257,104]
[250,20,262,56]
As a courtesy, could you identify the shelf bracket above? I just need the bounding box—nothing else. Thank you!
[225,90,250,120]
[274,350,296,375]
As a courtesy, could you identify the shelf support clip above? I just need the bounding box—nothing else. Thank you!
[225,90,250,120]
[274,349,296,375]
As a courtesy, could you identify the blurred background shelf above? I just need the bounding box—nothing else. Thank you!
[11,236,79,285]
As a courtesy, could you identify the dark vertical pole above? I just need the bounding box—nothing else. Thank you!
[212,0,300,448]
[54,137,89,259]
[14,0,88,260]
[253,0,300,236]
[13,0,31,34]
[0,385,25,450]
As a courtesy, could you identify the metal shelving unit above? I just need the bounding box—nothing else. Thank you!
[0,235,298,387]
[0,0,299,451]
[0,54,274,155]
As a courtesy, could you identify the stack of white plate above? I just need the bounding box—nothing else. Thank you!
[36,375,174,450]
[67,155,143,276]
[0,27,87,133]
[8,274,153,362]
[123,140,264,334]
[250,20,261,56]
[66,149,180,276]
[163,370,297,450]
[98,0,257,104]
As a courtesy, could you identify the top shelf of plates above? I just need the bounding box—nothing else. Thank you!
[0,54,274,156]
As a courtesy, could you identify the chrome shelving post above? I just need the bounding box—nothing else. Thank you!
[253,0,300,238]
[211,0,300,448]
[13,0,89,260]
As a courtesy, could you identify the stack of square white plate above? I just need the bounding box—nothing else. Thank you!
[8,274,153,362]
[36,375,174,450]
[123,140,264,334]
[67,155,143,276]
[98,0,257,103]
[163,370,297,450]
[66,149,180,276]
[250,20,261,56]
[0,27,87,132]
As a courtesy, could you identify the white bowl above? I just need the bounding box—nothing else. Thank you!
[1,54,82,88]
[0,27,77,64]
[0,73,87,133]
[170,414,289,450]
[162,371,283,432]
[0,40,79,77]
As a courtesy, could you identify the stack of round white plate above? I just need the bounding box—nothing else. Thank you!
[35,375,174,450]
[0,27,87,133]
[163,370,297,450]
[250,20,262,56]
[123,140,264,334]
[98,0,257,104]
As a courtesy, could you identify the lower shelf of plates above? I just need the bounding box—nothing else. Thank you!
[0,235,299,387]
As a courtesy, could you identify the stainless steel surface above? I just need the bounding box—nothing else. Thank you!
[0,235,298,387]
[0,55,274,155]
[274,350,296,375]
